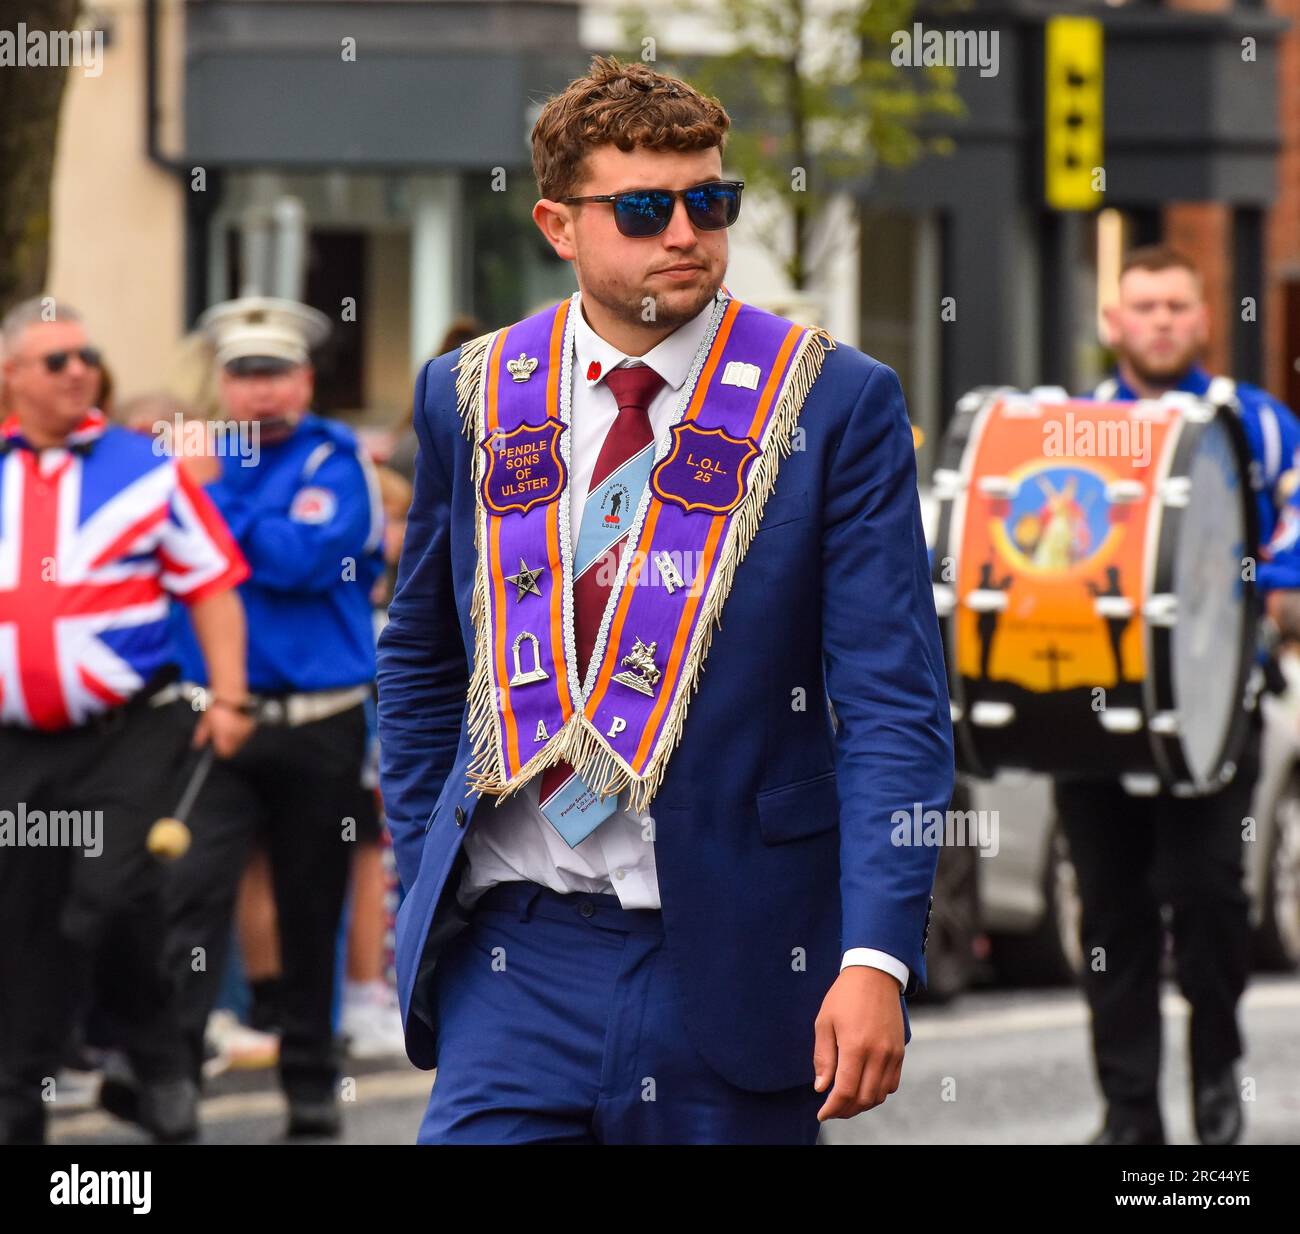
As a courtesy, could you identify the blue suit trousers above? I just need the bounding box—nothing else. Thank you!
[418,881,824,1144]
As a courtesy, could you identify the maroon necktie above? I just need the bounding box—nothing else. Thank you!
[537,363,666,834]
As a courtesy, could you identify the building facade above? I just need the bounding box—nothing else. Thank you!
[42,0,1299,464]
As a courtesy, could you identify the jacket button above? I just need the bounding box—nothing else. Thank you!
[579,902,595,918]
[454,806,466,827]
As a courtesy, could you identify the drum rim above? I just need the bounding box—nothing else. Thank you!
[935,387,1259,793]
[932,386,1011,779]
[1145,400,1259,792]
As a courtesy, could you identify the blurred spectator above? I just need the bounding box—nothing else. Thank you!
[0,297,252,1145]
[115,390,193,436]
[164,296,385,1139]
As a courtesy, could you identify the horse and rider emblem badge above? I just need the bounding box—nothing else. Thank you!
[611,637,661,697]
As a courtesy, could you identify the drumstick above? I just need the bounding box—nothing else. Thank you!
[146,747,216,861]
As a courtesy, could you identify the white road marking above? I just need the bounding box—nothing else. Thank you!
[911,981,1300,1042]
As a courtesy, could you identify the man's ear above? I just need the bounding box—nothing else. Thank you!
[532,199,576,262]
[1192,301,1210,348]
[1100,302,1120,347]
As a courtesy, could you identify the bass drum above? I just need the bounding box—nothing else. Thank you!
[930,386,1259,795]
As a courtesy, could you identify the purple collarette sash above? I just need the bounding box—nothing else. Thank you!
[458,290,832,811]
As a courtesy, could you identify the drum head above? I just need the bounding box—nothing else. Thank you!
[1170,415,1251,784]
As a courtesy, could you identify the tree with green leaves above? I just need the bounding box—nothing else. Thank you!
[0,0,81,316]
[618,0,963,290]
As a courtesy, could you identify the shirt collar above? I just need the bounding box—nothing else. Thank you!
[573,293,718,393]
[0,408,107,452]
[1110,363,1211,400]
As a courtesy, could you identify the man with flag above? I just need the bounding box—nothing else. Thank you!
[0,297,251,1144]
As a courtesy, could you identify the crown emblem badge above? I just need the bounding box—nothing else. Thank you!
[507,352,539,383]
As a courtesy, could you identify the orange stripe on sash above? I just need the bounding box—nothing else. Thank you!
[485,330,521,770]
[545,302,573,721]
[587,300,742,712]
[485,330,507,431]
[546,299,568,411]
[751,326,803,436]
[632,515,726,768]
[631,321,806,769]
[685,298,742,424]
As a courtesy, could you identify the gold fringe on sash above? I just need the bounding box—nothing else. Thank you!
[453,329,497,443]
[452,317,836,810]
[451,329,516,796]
[456,326,593,801]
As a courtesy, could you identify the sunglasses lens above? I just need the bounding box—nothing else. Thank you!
[614,191,673,237]
[40,348,99,374]
[685,183,741,231]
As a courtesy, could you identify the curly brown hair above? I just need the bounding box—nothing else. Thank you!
[530,55,731,202]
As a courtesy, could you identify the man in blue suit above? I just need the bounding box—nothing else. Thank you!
[377,55,953,1145]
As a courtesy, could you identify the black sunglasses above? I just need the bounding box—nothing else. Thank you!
[39,347,101,374]
[560,180,744,238]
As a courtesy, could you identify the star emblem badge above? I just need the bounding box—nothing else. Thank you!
[505,556,544,601]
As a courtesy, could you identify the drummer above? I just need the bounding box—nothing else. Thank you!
[1061,245,1300,1146]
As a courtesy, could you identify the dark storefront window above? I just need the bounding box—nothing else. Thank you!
[464,172,575,332]
[223,226,366,414]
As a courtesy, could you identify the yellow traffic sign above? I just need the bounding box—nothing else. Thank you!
[1045,16,1104,210]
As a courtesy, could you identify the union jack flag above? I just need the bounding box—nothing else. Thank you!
[0,411,247,730]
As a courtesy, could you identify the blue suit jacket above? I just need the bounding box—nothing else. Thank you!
[377,335,955,1093]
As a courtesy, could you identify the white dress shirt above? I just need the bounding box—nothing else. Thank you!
[457,294,909,991]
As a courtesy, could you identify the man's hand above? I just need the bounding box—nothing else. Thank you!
[179,453,222,487]
[1266,589,1300,643]
[186,588,251,757]
[812,966,906,1121]
[192,703,255,759]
